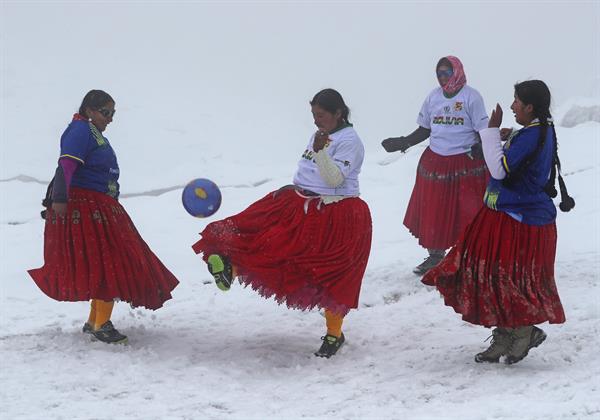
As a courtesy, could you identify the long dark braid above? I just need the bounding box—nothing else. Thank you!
[551,124,576,211]
[545,124,558,198]
[511,80,575,212]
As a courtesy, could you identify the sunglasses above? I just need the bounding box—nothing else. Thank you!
[97,108,116,118]
[436,69,453,78]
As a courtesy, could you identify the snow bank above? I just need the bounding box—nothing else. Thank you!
[555,97,600,128]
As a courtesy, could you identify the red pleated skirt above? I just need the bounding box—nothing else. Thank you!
[28,188,179,310]
[403,147,489,249]
[192,189,372,315]
[422,206,565,328]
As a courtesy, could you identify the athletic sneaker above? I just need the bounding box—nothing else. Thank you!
[90,321,128,344]
[207,254,234,291]
[505,326,547,364]
[314,333,345,358]
[413,253,444,275]
[475,328,511,363]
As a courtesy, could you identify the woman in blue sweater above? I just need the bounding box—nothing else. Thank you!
[423,80,575,364]
[29,90,179,344]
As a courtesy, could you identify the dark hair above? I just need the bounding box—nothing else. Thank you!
[436,57,452,71]
[78,90,114,118]
[511,80,575,212]
[310,88,351,124]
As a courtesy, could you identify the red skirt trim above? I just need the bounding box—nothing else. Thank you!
[28,188,179,310]
[192,189,372,315]
[422,207,565,327]
[403,147,489,249]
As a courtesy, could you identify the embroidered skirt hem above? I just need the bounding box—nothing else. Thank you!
[28,188,179,310]
[422,207,565,327]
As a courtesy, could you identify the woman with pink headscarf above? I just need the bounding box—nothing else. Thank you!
[382,56,489,275]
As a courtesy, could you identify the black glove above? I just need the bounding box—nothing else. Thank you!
[381,137,412,153]
[468,142,484,160]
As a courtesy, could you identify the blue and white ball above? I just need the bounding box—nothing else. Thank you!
[182,178,222,218]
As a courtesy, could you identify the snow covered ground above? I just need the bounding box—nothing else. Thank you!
[1,2,599,419]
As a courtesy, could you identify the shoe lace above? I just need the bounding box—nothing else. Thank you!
[483,334,499,352]
[482,330,508,352]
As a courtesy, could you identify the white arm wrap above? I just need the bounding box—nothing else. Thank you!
[480,127,507,180]
[314,149,345,187]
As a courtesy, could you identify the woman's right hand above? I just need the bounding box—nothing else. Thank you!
[52,202,67,216]
[313,130,330,152]
[488,103,503,128]
[381,137,410,153]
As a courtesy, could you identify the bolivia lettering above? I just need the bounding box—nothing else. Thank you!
[433,116,465,125]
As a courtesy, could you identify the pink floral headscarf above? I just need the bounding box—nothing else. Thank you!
[439,55,467,95]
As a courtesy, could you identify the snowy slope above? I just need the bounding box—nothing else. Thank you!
[1,106,598,420]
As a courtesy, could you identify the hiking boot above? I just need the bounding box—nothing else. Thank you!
[314,333,345,358]
[90,321,128,344]
[413,253,444,275]
[207,254,234,291]
[475,328,511,363]
[82,322,93,334]
[505,326,547,365]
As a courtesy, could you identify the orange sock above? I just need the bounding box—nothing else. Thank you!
[325,310,344,338]
[92,299,115,330]
[87,300,96,326]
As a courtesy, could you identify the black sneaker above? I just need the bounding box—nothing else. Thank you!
[314,333,345,358]
[90,321,128,344]
[82,322,93,334]
[207,254,233,291]
[413,253,444,275]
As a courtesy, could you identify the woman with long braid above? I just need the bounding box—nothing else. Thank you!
[423,80,574,364]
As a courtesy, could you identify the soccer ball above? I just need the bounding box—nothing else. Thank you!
[181,178,222,218]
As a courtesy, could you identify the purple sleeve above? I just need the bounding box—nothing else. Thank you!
[60,157,78,192]
[51,157,80,202]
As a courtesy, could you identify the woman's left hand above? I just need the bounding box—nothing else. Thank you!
[488,103,503,128]
[52,202,67,216]
[500,127,513,141]
[313,130,329,152]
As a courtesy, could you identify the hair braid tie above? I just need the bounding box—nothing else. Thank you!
[558,175,575,212]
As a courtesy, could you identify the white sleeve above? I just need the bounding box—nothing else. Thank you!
[314,149,344,187]
[468,89,489,132]
[480,127,506,180]
[416,94,431,129]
